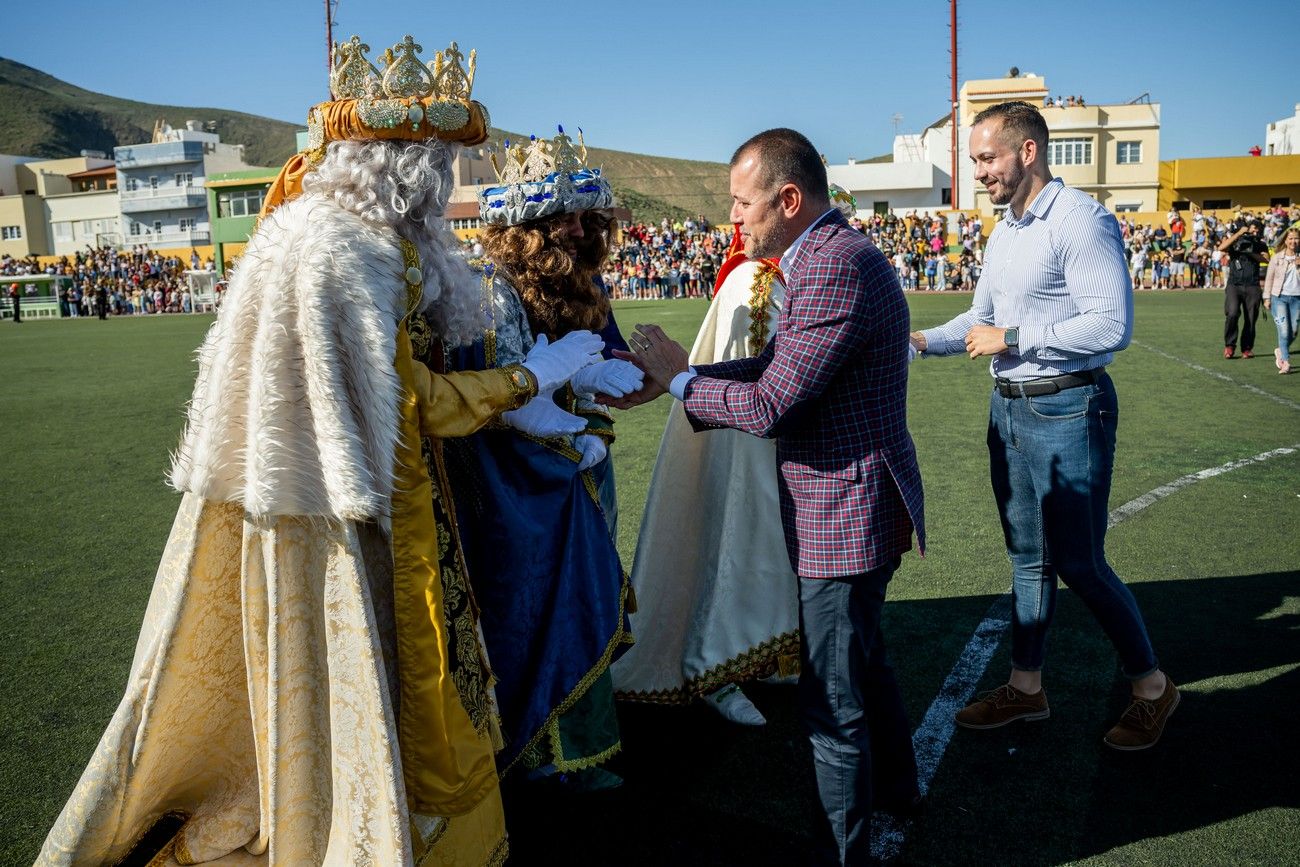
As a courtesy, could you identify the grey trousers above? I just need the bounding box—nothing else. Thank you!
[798,558,917,865]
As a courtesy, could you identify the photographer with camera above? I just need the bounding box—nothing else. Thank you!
[1218,217,1269,358]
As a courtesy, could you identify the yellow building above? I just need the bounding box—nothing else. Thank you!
[0,155,116,258]
[957,73,1161,216]
[1158,155,1300,212]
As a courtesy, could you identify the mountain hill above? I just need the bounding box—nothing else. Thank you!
[0,57,731,223]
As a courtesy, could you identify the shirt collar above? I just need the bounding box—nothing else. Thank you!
[1004,177,1064,226]
[779,208,837,274]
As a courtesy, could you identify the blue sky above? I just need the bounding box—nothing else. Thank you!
[4,0,1296,164]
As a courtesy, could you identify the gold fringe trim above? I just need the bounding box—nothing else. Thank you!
[615,630,801,705]
[548,718,624,774]
[499,575,633,778]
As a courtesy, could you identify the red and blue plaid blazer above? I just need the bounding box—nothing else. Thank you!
[683,210,925,578]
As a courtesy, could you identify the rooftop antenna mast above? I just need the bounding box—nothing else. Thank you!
[891,113,903,137]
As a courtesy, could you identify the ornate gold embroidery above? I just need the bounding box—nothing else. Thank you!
[418,400,494,736]
[747,261,779,356]
[614,630,802,705]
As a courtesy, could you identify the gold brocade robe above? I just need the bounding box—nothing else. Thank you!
[37,195,532,867]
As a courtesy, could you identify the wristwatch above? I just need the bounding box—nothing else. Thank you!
[1004,326,1019,349]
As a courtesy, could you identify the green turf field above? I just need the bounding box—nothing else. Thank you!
[2,292,1297,865]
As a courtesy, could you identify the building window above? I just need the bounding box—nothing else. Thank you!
[1271,197,1291,207]
[125,177,139,192]
[449,217,482,231]
[1172,200,1190,211]
[153,220,163,234]
[149,176,159,190]
[941,188,952,206]
[53,222,74,241]
[175,172,193,187]
[1113,203,1141,213]
[217,188,265,218]
[179,218,195,232]
[1,225,22,240]
[129,221,141,237]
[1202,199,1231,210]
[1048,138,1093,166]
[1116,141,1142,164]
[873,201,890,216]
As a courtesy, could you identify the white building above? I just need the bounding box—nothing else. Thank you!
[1266,104,1300,156]
[44,164,120,255]
[115,121,249,248]
[826,120,953,218]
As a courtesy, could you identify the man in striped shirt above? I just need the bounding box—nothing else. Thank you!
[910,101,1178,751]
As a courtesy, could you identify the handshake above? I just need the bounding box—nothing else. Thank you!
[501,330,645,468]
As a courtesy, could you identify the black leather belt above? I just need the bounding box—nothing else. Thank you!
[995,369,1101,398]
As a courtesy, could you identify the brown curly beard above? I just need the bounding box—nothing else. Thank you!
[479,210,613,338]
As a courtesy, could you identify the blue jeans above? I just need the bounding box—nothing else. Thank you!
[987,374,1158,679]
[798,559,916,866]
[1272,294,1300,363]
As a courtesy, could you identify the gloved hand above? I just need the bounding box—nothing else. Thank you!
[502,392,587,438]
[575,433,608,471]
[907,343,919,364]
[522,331,604,393]
[569,358,645,398]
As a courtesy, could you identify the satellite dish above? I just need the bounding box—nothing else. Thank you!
[1009,66,1020,78]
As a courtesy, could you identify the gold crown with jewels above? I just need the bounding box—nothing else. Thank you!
[317,34,489,138]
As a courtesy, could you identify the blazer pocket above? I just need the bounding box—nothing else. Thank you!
[785,458,861,482]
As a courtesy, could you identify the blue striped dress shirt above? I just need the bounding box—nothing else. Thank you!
[920,178,1134,380]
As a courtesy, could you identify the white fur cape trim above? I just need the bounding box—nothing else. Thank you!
[169,194,408,523]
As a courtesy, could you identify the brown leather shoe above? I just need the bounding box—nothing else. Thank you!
[1104,678,1180,751]
[955,684,1050,729]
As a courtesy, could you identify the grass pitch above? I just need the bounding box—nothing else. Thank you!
[1,293,1297,865]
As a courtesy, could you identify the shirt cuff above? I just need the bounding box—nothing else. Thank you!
[669,367,697,401]
[919,327,949,356]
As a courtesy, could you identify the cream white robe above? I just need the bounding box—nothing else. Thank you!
[613,260,799,703]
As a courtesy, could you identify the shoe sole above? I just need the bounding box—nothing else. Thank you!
[1103,689,1181,751]
[955,708,1050,730]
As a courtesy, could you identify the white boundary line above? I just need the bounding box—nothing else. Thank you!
[1130,339,1300,412]
[872,433,1300,860]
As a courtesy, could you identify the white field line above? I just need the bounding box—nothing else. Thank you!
[1130,339,1300,412]
[872,437,1300,861]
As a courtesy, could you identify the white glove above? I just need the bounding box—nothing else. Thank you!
[575,433,607,471]
[907,343,919,364]
[502,392,586,437]
[569,358,645,398]
[522,331,604,393]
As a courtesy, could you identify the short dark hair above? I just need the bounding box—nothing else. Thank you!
[731,128,828,202]
[972,101,1049,151]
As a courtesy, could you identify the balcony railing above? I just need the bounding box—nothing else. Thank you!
[133,229,211,246]
[120,187,209,214]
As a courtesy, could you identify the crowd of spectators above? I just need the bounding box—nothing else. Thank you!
[1120,204,1299,290]
[599,217,731,300]
[847,210,985,292]
[1,245,211,316]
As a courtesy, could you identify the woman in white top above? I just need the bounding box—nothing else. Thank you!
[1263,226,1300,374]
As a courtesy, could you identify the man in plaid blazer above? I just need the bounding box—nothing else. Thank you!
[626,128,925,865]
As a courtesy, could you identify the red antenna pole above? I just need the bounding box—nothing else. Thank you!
[950,0,959,211]
[325,0,334,82]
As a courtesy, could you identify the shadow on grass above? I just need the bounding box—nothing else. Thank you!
[505,573,1299,866]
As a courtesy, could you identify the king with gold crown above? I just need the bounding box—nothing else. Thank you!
[35,35,609,866]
